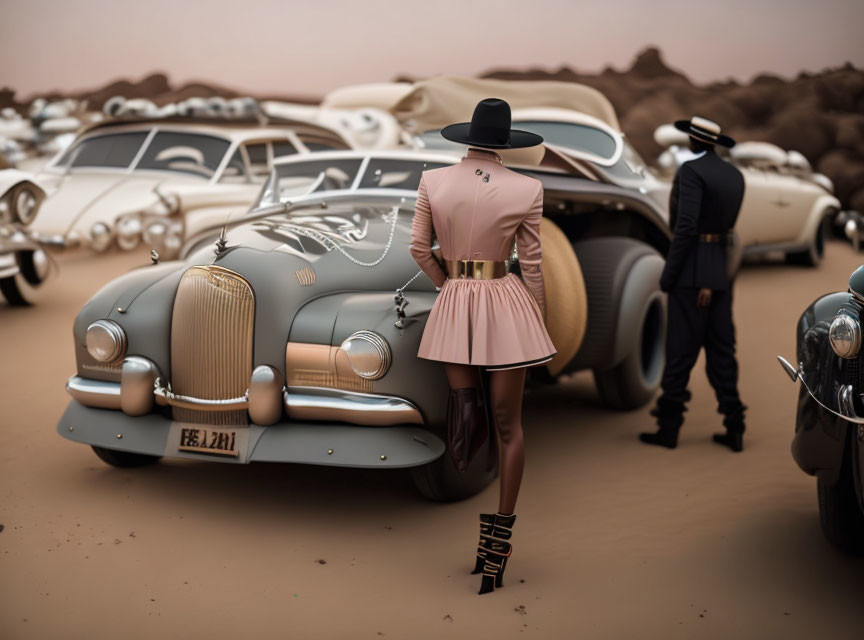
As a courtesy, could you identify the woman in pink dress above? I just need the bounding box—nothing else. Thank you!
[409,98,556,594]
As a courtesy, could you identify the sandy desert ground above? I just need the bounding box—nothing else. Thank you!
[2,242,864,639]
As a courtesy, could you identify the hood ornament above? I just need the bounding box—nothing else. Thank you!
[150,249,160,264]
[214,225,227,256]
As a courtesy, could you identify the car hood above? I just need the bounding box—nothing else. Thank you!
[76,206,432,375]
[31,172,201,238]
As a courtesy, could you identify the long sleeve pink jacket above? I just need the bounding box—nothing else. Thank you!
[409,147,547,317]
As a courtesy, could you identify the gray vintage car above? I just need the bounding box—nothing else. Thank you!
[58,148,671,500]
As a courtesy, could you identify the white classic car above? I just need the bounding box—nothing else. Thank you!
[0,170,52,304]
[7,112,351,258]
[655,126,841,266]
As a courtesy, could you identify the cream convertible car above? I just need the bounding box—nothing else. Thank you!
[59,148,671,501]
[655,127,841,266]
[9,113,350,258]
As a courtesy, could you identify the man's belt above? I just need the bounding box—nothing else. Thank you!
[445,259,507,280]
[699,233,727,243]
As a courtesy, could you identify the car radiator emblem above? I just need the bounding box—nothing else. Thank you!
[295,266,317,286]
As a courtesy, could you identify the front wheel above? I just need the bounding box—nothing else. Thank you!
[785,221,825,267]
[410,440,498,502]
[411,384,499,501]
[92,446,162,468]
[0,249,50,306]
[592,249,667,410]
[816,429,864,554]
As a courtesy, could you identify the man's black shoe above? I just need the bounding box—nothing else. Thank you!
[639,430,678,449]
[712,432,743,452]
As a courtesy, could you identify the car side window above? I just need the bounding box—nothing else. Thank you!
[219,149,250,184]
[296,134,350,152]
[272,141,298,160]
[245,143,270,181]
[59,132,149,169]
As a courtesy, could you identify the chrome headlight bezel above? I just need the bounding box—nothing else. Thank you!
[85,319,127,363]
[829,313,861,359]
[116,215,143,251]
[339,330,392,380]
[90,221,112,252]
[14,186,38,225]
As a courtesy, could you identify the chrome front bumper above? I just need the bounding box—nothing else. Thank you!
[66,363,424,428]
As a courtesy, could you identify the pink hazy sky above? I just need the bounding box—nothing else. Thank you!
[1,0,862,99]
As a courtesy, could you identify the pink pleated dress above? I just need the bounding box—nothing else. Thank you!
[409,148,557,371]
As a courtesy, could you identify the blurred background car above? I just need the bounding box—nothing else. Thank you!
[655,125,841,266]
[0,169,53,304]
[0,98,354,259]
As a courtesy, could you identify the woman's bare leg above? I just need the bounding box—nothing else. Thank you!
[488,367,527,515]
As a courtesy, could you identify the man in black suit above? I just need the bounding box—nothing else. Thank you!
[640,117,747,452]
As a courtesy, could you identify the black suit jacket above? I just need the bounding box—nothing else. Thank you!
[660,150,745,292]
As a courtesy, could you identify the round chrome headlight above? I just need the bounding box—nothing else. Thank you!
[340,330,392,380]
[143,221,167,248]
[85,319,127,363]
[90,222,112,252]
[14,187,38,225]
[829,314,861,359]
[116,216,142,251]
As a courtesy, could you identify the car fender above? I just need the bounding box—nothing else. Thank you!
[794,193,841,246]
[792,291,856,484]
[289,290,450,428]
[0,169,48,201]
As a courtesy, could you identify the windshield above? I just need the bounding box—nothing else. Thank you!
[135,131,231,178]
[415,131,468,152]
[511,120,618,162]
[358,158,450,190]
[259,158,364,206]
[597,141,648,182]
[55,131,149,169]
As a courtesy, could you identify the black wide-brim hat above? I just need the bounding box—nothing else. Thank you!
[674,116,736,148]
[441,98,543,149]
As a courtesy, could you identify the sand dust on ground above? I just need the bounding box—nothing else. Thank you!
[1,243,863,639]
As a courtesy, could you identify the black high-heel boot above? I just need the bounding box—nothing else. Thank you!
[471,513,495,574]
[477,513,517,594]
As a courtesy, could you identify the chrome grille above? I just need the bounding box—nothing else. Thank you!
[170,266,254,425]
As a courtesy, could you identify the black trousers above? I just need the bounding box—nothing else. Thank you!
[657,288,745,430]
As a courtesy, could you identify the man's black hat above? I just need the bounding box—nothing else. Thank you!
[674,116,736,148]
[441,98,543,149]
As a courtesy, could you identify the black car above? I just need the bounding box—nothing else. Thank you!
[778,265,864,553]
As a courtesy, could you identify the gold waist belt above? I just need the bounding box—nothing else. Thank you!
[445,259,507,280]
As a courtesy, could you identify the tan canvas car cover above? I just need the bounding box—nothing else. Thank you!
[391,76,621,133]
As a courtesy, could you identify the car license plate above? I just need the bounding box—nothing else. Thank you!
[178,426,239,457]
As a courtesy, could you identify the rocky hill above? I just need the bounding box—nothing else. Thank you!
[3,47,863,208]
[481,47,864,210]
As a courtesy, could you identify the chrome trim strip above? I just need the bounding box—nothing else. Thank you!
[776,355,864,425]
[284,386,423,426]
[351,155,371,191]
[66,374,425,427]
[66,376,121,410]
[153,378,250,412]
[127,127,159,173]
